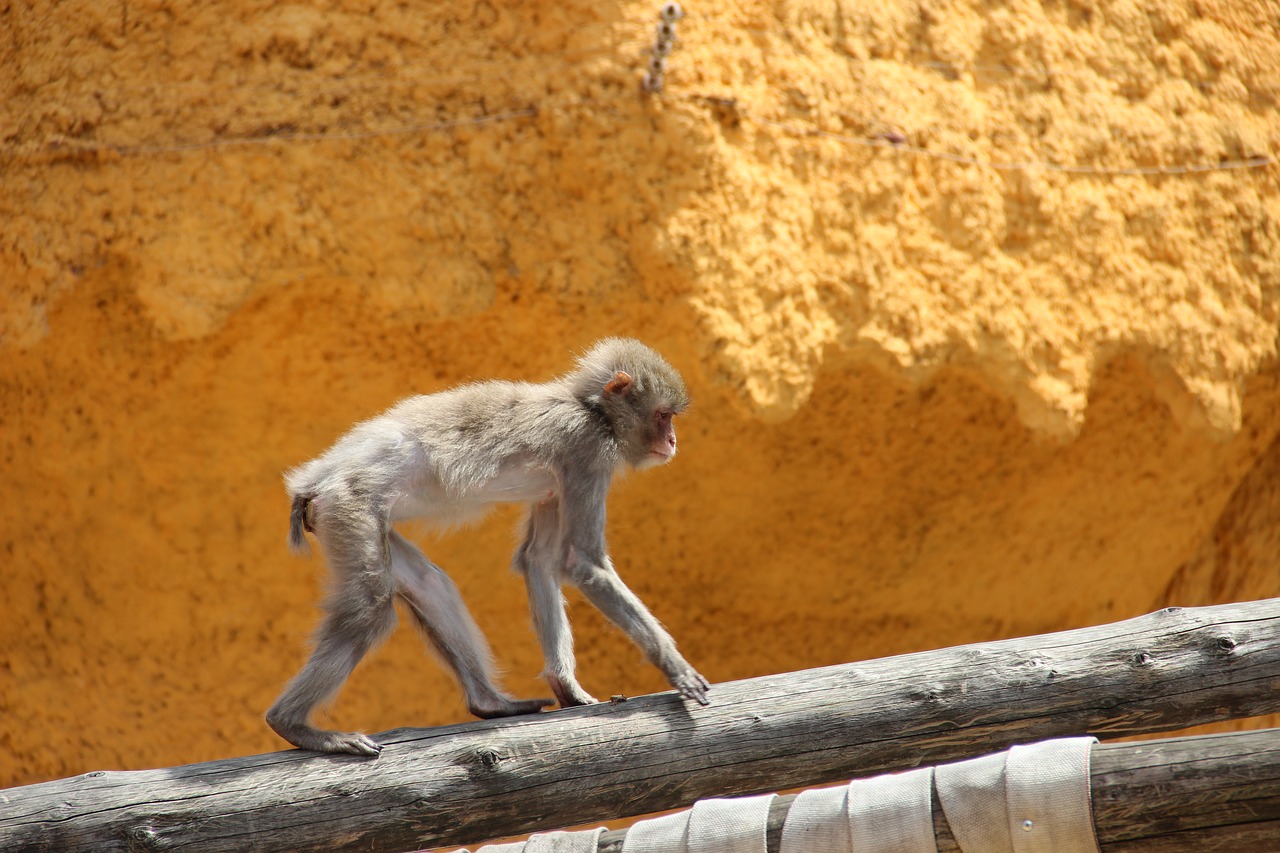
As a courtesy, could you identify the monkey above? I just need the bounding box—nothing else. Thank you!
[266,338,710,756]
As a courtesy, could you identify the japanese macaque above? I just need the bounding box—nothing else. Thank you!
[266,338,709,756]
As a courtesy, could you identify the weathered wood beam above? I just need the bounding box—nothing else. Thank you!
[1091,729,1280,852]
[595,729,1280,853]
[3,599,1280,853]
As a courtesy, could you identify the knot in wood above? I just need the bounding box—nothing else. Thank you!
[127,824,163,851]
[1209,635,1239,655]
[1131,651,1154,667]
[911,682,948,703]
[475,746,505,770]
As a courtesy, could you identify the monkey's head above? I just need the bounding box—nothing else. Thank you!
[573,338,691,470]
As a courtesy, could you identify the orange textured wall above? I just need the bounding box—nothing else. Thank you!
[2,0,1278,788]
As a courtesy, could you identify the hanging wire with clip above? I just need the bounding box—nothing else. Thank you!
[642,2,685,93]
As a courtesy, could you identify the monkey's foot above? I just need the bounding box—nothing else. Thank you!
[546,674,598,708]
[469,696,555,719]
[322,731,384,756]
[268,717,383,756]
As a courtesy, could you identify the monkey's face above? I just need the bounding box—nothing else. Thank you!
[601,371,685,470]
[634,407,678,470]
[623,392,690,470]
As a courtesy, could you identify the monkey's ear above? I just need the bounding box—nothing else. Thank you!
[603,371,633,397]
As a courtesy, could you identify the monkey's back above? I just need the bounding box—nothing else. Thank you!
[285,379,612,528]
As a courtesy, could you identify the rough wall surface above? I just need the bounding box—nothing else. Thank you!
[2,0,1278,787]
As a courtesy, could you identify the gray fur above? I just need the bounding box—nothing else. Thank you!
[266,338,708,756]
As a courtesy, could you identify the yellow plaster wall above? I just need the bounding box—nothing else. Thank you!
[2,0,1278,787]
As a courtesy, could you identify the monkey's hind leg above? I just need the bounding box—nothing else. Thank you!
[267,534,399,756]
[388,531,554,720]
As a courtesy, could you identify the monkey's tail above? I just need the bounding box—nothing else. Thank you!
[288,494,315,557]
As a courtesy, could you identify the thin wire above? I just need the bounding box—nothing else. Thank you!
[115,107,541,156]
[751,115,1275,176]
[5,107,543,163]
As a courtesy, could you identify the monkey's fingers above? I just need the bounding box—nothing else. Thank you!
[673,670,711,706]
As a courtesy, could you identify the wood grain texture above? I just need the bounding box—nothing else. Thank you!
[1092,730,1280,852]
[3,599,1280,852]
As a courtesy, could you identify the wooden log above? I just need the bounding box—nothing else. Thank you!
[1091,728,1280,852]
[594,729,1280,853]
[3,599,1280,853]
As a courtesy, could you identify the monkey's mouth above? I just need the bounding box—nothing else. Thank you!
[648,448,675,461]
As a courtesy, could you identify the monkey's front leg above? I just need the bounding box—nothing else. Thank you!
[572,559,710,706]
[523,559,599,707]
[515,504,598,707]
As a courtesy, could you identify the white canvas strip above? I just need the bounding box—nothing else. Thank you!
[1006,737,1099,853]
[621,809,692,853]
[778,784,850,853]
[935,750,1014,853]
[524,828,608,853]
[846,767,938,853]
[688,794,775,853]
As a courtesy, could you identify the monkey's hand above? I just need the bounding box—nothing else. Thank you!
[668,663,711,706]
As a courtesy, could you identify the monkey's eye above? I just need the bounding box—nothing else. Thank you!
[656,409,673,424]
